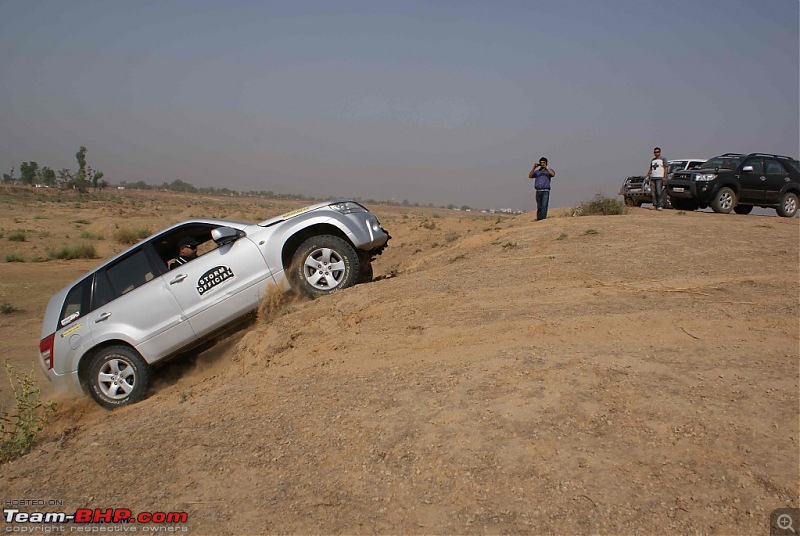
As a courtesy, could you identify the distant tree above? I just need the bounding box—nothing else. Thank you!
[41,166,56,187]
[461,205,471,211]
[19,161,39,186]
[88,167,104,191]
[57,168,73,189]
[71,146,88,192]
[166,179,197,193]
[2,167,15,184]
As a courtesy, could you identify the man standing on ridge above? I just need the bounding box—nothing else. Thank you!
[645,147,667,210]
[529,157,555,220]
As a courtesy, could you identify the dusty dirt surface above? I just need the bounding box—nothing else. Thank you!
[0,186,798,534]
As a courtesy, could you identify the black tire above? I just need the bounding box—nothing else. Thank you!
[671,199,698,211]
[777,191,798,218]
[711,187,735,214]
[733,205,753,215]
[87,346,150,409]
[291,235,359,298]
[358,259,374,284]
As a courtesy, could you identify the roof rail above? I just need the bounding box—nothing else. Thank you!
[748,153,793,160]
[719,153,744,157]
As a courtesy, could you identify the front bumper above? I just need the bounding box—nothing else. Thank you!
[666,179,715,203]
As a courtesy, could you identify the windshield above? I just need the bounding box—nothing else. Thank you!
[699,156,744,170]
[668,161,687,173]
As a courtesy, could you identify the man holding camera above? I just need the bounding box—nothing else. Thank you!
[528,157,556,220]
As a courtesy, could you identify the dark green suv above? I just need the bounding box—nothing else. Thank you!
[666,153,799,217]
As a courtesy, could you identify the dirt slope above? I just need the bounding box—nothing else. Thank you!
[1,194,798,534]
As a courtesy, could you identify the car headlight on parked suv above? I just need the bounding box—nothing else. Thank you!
[329,201,368,214]
[695,173,717,182]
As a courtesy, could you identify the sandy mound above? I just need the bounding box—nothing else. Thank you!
[2,206,798,534]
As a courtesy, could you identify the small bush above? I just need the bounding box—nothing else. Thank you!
[30,256,45,263]
[79,231,104,240]
[38,231,51,239]
[575,194,626,216]
[0,302,18,314]
[444,231,460,243]
[73,219,90,225]
[420,220,436,230]
[1,364,57,464]
[4,253,24,263]
[583,229,599,235]
[556,233,568,241]
[7,230,26,242]
[114,227,151,244]
[47,243,97,260]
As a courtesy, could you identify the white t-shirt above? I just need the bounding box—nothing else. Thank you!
[650,157,667,178]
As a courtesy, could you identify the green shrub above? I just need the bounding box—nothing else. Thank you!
[7,230,26,242]
[47,243,97,260]
[4,253,24,263]
[114,227,151,244]
[575,194,626,216]
[79,231,104,240]
[0,302,18,314]
[1,364,57,464]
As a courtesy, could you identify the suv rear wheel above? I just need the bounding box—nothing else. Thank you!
[87,346,150,409]
[777,192,798,218]
[712,187,736,214]
[291,235,359,298]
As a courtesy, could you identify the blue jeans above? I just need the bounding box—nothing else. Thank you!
[650,178,664,208]
[536,189,550,220]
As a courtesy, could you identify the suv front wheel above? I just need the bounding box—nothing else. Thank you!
[87,346,151,409]
[777,192,798,218]
[712,187,736,214]
[291,235,360,298]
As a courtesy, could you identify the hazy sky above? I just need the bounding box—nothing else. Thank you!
[1,0,798,211]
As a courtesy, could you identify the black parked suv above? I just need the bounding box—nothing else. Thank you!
[666,153,799,217]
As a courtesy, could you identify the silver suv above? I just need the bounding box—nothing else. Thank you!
[38,200,390,408]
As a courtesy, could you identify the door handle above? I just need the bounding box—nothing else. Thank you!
[759,176,766,181]
[95,312,112,323]
[170,274,188,285]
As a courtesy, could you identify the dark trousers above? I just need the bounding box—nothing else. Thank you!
[536,189,550,220]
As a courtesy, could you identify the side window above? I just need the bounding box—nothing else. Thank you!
[59,278,90,329]
[743,159,763,174]
[765,159,784,174]
[105,249,156,297]
[687,161,703,170]
[91,271,117,310]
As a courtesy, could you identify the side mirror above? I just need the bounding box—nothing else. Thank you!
[742,165,754,172]
[211,226,244,246]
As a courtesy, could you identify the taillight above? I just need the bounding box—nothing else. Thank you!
[39,333,55,370]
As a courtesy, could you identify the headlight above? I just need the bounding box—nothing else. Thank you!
[695,173,717,182]
[329,201,367,214]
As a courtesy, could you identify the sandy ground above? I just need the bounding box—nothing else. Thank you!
[0,187,798,534]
